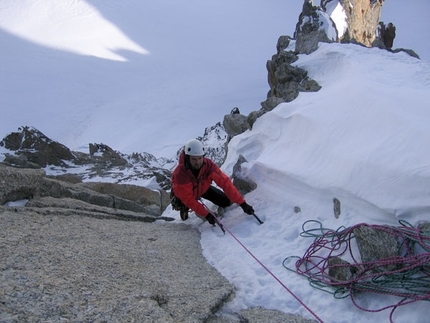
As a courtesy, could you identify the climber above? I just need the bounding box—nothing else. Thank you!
[171,139,254,225]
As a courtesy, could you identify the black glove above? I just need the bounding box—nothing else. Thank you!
[206,213,216,225]
[240,202,254,215]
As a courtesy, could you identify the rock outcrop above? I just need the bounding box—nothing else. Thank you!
[1,126,75,168]
[294,0,419,58]
[196,122,229,167]
[1,206,233,323]
[223,107,249,141]
[223,34,322,137]
[294,0,384,53]
[0,164,169,217]
[0,126,175,190]
[0,162,317,323]
[231,155,257,196]
[295,0,337,54]
[262,36,322,112]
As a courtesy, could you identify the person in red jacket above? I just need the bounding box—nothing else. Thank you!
[171,139,254,225]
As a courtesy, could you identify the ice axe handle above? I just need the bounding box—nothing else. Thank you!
[217,222,226,234]
[213,214,225,234]
[252,213,264,224]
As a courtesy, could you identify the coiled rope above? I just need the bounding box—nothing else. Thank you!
[283,220,430,323]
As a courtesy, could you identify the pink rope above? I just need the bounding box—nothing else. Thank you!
[198,201,324,322]
[215,215,325,323]
[292,221,430,323]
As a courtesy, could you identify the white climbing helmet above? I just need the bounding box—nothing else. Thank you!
[184,139,206,156]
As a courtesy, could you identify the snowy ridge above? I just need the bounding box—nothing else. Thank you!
[162,43,430,323]
[224,43,430,218]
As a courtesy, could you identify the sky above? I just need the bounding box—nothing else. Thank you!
[1,1,430,323]
[1,0,428,158]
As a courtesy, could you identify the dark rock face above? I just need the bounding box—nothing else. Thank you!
[1,126,75,167]
[295,0,335,54]
[261,36,322,112]
[1,126,174,190]
[88,143,128,167]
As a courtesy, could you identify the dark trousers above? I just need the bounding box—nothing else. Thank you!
[201,186,232,208]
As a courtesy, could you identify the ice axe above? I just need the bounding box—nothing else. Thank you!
[251,213,264,225]
[214,216,226,234]
[199,199,225,234]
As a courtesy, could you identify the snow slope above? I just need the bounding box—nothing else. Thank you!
[164,43,430,323]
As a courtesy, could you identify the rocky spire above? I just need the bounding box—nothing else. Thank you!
[295,0,385,54]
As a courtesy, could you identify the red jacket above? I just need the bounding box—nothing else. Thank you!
[171,151,245,217]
